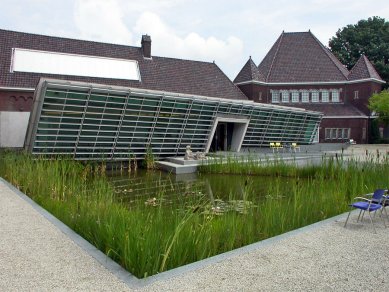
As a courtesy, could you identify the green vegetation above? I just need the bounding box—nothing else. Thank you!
[143,145,156,170]
[369,90,389,126]
[329,16,389,87]
[0,151,388,278]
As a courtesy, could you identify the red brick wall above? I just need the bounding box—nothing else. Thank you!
[0,90,34,111]
[346,82,382,115]
[240,84,347,104]
[319,118,368,144]
[236,82,380,143]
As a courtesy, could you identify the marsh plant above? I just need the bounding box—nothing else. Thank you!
[143,145,156,170]
[0,151,388,278]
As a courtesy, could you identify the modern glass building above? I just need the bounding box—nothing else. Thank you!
[25,79,322,160]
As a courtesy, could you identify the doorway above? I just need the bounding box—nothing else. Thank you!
[205,117,249,153]
[210,122,234,151]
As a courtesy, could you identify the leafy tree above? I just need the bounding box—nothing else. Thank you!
[329,16,389,87]
[369,90,389,125]
[369,119,381,144]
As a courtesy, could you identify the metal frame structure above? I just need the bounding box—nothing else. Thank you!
[25,79,323,160]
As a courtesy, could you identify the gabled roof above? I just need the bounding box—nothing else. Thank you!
[233,57,264,83]
[348,55,384,81]
[0,29,247,100]
[255,31,350,83]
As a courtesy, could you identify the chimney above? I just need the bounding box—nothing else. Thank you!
[141,35,151,58]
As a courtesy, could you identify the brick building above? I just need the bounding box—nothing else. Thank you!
[234,31,385,144]
[0,29,321,155]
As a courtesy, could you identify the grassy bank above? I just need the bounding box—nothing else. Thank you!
[0,151,388,278]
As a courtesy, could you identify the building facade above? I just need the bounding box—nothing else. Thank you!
[0,29,321,157]
[234,31,385,144]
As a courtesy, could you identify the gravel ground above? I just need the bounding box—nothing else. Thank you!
[0,180,130,291]
[1,145,389,291]
[141,217,389,291]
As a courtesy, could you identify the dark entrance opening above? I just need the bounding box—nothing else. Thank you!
[210,122,234,152]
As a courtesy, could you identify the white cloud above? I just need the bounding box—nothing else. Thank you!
[74,0,132,44]
[133,11,244,77]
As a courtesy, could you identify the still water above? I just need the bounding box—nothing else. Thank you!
[108,169,296,213]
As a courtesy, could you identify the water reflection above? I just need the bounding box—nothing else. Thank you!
[108,170,294,214]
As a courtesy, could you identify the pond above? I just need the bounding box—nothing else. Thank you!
[2,151,388,278]
[109,170,295,214]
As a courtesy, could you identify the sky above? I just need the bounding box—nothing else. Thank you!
[1,0,388,80]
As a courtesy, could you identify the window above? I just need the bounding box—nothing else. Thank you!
[342,129,350,139]
[301,90,309,103]
[311,91,319,102]
[281,91,289,103]
[325,128,331,139]
[337,129,342,139]
[325,128,350,140]
[291,91,299,103]
[321,90,329,102]
[271,91,279,103]
[331,128,337,139]
[354,91,359,99]
[331,90,339,102]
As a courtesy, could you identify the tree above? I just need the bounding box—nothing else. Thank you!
[369,90,389,126]
[329,17,389,87]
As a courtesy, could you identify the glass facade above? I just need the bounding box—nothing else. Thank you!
[25,80,322,160]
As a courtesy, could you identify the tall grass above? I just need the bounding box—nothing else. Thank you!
[0,150,388,278]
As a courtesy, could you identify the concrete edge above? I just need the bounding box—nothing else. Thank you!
[0,177,142,289]
[0,177,353,289]
[138,211,350,287]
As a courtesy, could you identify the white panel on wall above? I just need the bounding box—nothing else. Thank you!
[0,112,30,148]
[11,48,140,80]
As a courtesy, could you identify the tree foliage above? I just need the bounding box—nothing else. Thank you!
[329,16,389,87]
[369,90,389,125]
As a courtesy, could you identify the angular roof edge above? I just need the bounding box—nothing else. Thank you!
[236,31,385,85]
[37,78,323,115]
[233,57,264,83]
[348,55,384,82]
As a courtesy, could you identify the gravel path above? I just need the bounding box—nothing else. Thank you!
[1,168,389,291]
[0,179,130,291]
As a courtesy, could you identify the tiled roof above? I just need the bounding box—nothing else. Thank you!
[0,29,247,100]
[348,55,383,81]
[287,103,367,117]
[253,31,350,83]
[233,57,264,83]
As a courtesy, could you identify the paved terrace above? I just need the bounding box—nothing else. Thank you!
[1,144,389,291]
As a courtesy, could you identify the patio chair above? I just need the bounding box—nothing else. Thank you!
[344,189,387,233]
[270,142,276,153]
[275,142,283,152]
[291,143,300,152]
[371,189,389,218]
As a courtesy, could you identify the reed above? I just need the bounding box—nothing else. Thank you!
[0,150,388,278]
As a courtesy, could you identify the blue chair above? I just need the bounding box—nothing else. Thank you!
[344,189,387,233]
[374,189,389,218]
